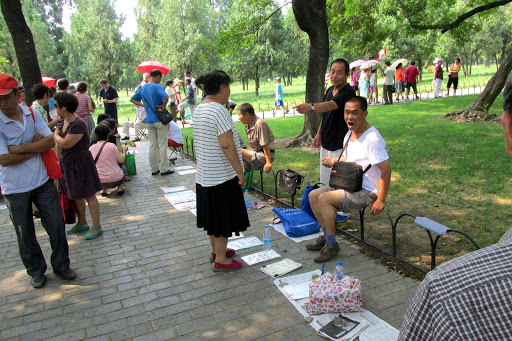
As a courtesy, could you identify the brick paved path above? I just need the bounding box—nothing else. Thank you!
[0,139,419,340]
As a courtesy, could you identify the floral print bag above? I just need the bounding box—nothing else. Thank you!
[308,273,363,315]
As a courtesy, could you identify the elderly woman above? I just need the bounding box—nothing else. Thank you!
[53,92,103,240]
[89,125,128,196]
[74,81,96,135]
[193,70,249,271]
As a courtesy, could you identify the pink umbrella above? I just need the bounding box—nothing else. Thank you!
[42,77,56,87]
[349,59,366,69]
[359,60,380,70]
[136,60,170,74]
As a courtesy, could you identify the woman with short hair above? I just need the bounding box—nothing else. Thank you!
[193,70,249,271]
[74,81,96,135]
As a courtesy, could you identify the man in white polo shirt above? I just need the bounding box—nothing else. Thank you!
[0,74,76,288]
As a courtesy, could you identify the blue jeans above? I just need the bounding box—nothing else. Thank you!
[4,180,70,277]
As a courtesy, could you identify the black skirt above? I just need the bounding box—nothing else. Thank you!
[196,177,250,238]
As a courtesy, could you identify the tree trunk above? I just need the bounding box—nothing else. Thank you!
[254,65,260,97]
[445,50,512,121]
[1,0,41,106]
[286,0,328,147]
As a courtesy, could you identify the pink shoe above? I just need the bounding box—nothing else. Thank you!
[213,259,243,271]
[210,248,236,262]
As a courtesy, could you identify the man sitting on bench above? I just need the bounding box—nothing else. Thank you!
[307,96,391,262]
[237,102,275,173]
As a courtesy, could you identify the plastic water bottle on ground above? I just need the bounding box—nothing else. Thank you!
[334,261,345,280]
[263,225,271,251]
[244,190,251,210]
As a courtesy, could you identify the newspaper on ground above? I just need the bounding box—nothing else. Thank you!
[174,165,194,170]
[0,204,7,210]
[241,249,280,265]
[189,208,197,216]
[260,258,302,278]
[164,190,196,205]
[270,223,322,243]
[274,270,399,341]
[177,169,197,175]
[227,236,263,251]
[173,201,196,211]
[162,186,188,193]
[317,314,368,341]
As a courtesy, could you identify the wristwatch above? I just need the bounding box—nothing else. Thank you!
[311,103,315,112]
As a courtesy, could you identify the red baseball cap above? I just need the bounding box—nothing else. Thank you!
[0,74,19,96]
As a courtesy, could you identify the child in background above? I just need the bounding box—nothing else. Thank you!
[369,69,379,104]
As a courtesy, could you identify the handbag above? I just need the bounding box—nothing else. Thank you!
[279,169,302,195]
[29,108,63,180]
[141,93,172,125]
[272,207,320,237]
[308,273,363,315]
[329,133,371,192]
[301,183,320,220]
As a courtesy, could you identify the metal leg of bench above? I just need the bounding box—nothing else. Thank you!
[359,207,366,242]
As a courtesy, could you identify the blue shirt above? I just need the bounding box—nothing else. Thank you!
[276,83,284,101]
[131,83,169,124]
[0,105,52,195]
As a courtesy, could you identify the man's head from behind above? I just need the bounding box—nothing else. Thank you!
[344,96,368,133]
[99,79,109,90]
[237,102,255,124]
[57,78,70,91]
[385,61,391,67]
[150,69,162,83]
[0,74,19,113]
[184,70,192,77]
[329,58,349,87]
[31,83,50,104]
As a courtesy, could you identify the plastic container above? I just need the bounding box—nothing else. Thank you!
[263,225,271,251]
[125,153,137,175]
[334,261,345,280]
[244,189,251,210]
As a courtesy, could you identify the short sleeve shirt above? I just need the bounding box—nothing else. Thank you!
[165,86,176,104]
[449,64,461,78]
[99,85,118,114]
[275,83,283,101]
[246,118,275,153]
[167,121,183,144]
[321,84,356,151]
[131,83,169,124]
[185,85,195,105]
[342,127,389,194]
[0,105,51,194]
[193,102,242,187]
[89,142,123,183]
[384,67,394,85]
[405,66,419,84]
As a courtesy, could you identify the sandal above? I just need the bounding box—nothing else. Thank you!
[125,176,131,182]
[101,191,108,197]
[85,227,103,240]
[213,259,243,272]
[66,223,89,234]
[210,248,236,262]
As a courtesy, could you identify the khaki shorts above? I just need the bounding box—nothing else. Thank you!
[249,150,275,171]
[321,185,377,213]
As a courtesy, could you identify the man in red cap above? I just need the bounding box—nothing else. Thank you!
[0,74,76,288]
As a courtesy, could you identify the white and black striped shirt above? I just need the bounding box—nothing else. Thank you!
[193,102,242,187]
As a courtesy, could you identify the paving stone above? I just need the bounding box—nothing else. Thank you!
[133,327,177,341]
[1,321,42,339]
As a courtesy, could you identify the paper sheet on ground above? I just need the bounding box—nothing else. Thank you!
[274,270,399,341]
[271,223,321,243]
[261,258,302,278]
[164,190,196,205]
[174,165,194,170]
[242,249,280,265]
[0,204,7,210]
[227,236,263,251]
[173,201,196,211]
[189,209,197,216]
[177,169,197,175]
[162,186,188,193]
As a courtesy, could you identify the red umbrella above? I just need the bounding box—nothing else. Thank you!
[136,60,170,74]
[42,77,56,87]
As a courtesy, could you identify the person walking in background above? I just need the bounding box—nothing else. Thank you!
[193,70,249,271]
[359,68,370,99]
[0,74,76,288]
[350,67,359,96]
[395,63,405,102]
[98,79,119,123]
[433,57,443,98]
[369,69,379,104]
[446,58,462,96]
[53,92,103,240]
[405,61,420,101]
[274,77,289,114]
[382,61,394,105]
[74,81,96,136]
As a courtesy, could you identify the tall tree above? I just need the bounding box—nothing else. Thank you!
[0,0,41,105]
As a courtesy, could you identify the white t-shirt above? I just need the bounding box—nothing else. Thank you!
[167,121,183,144]
[193,102,242,187]
[384,67,394,85]
[342,127,389,194]
[165,86,175,104]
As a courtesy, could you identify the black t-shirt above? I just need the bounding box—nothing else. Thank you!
[321,84,356,151]
[99,85,119,114]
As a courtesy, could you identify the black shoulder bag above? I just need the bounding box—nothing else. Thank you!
[279,169,302,195]
[329,133,371,192]
[141,93,172,125]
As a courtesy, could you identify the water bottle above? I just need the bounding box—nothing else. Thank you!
[263,225,271,251]
[244,190,251,210]
[334,261,345,280]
